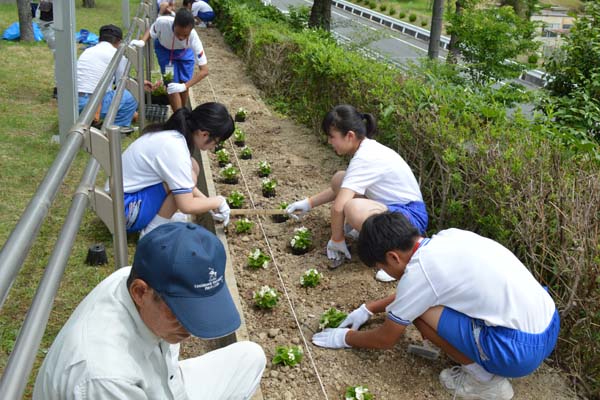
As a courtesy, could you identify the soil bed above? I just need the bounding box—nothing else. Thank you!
[185,27,576,400]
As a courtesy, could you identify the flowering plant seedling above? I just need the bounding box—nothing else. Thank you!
[235,218,254,234]
[261,178,277,197]
[272,201,289,223]
[235,107,248,122]
[220,163,239,184]
[240,146,253,160]
[151,80,167,96]
[163,71,174,85]
[345,385,373,400]
[290,226,312,254]
[247,248,270,269]
[300,268,323,288]
[214,141,224,152]
[257,161,272,177]
[233,127,246,146]
[272,345,303,367]
[319,307,348,330]
[215,148,230,166]
[253,285,279,309]
[227,190,245,209]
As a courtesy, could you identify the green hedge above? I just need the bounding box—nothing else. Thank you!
[214,0,600,395]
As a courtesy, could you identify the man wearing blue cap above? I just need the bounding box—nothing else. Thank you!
[33,223,266,399]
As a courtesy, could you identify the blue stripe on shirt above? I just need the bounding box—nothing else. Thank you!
[171,188,193,195]
[387,311,412,326]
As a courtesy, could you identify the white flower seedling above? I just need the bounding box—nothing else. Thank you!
[253,285,279,309]
[272,345,303,367]
[345,385,373,400]
[290,226,312,251]
[300,268,323,288]
[319,307,348,330]
[247,248,270,269]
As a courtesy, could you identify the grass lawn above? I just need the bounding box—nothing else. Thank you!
[0,0,140,397]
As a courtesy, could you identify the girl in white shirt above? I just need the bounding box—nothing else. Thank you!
[121,102,234,237]
[286,104,428,277]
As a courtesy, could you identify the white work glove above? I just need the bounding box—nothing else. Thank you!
[312,328,351,349]
[167,82,187,94]
[285,198,311,220]
[129,39,145,48]
[326,239,351,261]
[210,196,230,227]
[339,304,373,330]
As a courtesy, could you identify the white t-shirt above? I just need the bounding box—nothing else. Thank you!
[191,0,213,14]
[121,130,194,195]
[386,229,556,334]
[150,16,208,65]
[341,138,422,205]
[77,41,127,94]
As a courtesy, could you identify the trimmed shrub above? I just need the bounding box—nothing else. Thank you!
[389,7,396,15]
[409,13,417,22]
[399,11,406,18]
[379,4,387,12]
[420,19,427,27]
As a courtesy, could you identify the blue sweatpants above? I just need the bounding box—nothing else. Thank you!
[78,89,138,127]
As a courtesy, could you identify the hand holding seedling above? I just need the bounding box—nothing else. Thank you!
[285,198,311,220]
[339,304,373,330]
[312,328,350,349]
[326,239,351,262]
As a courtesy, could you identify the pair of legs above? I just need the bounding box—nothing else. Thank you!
[180,341,266,399]
[155,157,203,219]
[78,89,138,127]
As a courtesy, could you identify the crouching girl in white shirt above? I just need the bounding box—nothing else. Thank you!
[120,102,234,237]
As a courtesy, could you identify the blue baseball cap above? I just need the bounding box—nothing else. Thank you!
[133,222,241,339]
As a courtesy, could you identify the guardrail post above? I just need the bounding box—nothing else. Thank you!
[107,125,128,269]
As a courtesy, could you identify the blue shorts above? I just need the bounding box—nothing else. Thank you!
[154,40,195,83]
[78,90,138,127]
[438,307,560,378]
[124,183,168,232]
[387,201,428,235]
[197,11,215,22]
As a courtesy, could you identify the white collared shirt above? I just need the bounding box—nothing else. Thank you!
[77,41,127,94]
[33,267,189,400]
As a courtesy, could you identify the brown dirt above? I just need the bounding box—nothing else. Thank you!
[185,27,577,400]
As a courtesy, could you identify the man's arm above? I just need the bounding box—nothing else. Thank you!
[184,64,209,90]
[365,294,396,314]
[345,318,406,349]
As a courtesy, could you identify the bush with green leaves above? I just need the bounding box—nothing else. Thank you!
[319,308,348,330]
[240,146,253,159]
[272,345,303,367]
[408,13,416,22]
[345,385,373,400]
[399,11,406,18]
[214,1,600,394]
[420,19,427,27]
[216,148,230,165]
[379,4,386,12]
[388,7,396,16]
[220,163,239,183]
[227,190,245,208]
[257,160,272,177]
[290,226,312,253]
[368,1,376,9]
[253,285,279,309]
[235,218,254,233]
[300,268,323,288]
[247,248,270,269]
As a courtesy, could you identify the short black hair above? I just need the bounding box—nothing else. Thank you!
[357,212,420,268]
[99,24,123,44]
[174,8,195,28]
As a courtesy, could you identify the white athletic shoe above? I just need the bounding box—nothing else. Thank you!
[440,366,514,400]
[375,269,397,282]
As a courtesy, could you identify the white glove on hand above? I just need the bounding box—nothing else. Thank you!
[339,304,373,330]
[129,39,145,48]
[326,239,351,261]
[285,198,311,220]
[312,328,351,349]
[210,196,231,227]
[167,82,187,94]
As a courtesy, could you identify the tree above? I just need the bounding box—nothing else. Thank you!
[447,5,538,83]
[308,0,331,31]
[428,0,445,59]
[499,0,538,19]
[447,0,466,64]
[16,0,34,41]
[543,2,600,142]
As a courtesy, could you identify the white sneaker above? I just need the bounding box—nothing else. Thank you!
[440,366,514,400]
[375,269,397,282]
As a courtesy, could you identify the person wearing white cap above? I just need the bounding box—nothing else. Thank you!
[34,222,266,400]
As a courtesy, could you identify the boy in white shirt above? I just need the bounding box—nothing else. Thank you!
[183,0,215,26]
[312,212,560,400]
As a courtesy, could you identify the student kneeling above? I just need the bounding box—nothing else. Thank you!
[34,223,265,400]
[312,212,559,400]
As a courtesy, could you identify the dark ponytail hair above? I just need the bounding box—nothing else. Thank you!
[143,103,235,151]
[321,104,377,139]
[174,8,195,29]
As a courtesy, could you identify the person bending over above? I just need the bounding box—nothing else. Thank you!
[312,212,559,400]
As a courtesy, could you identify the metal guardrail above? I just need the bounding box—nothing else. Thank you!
[0,2,155,398]
[332,0,549,87]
